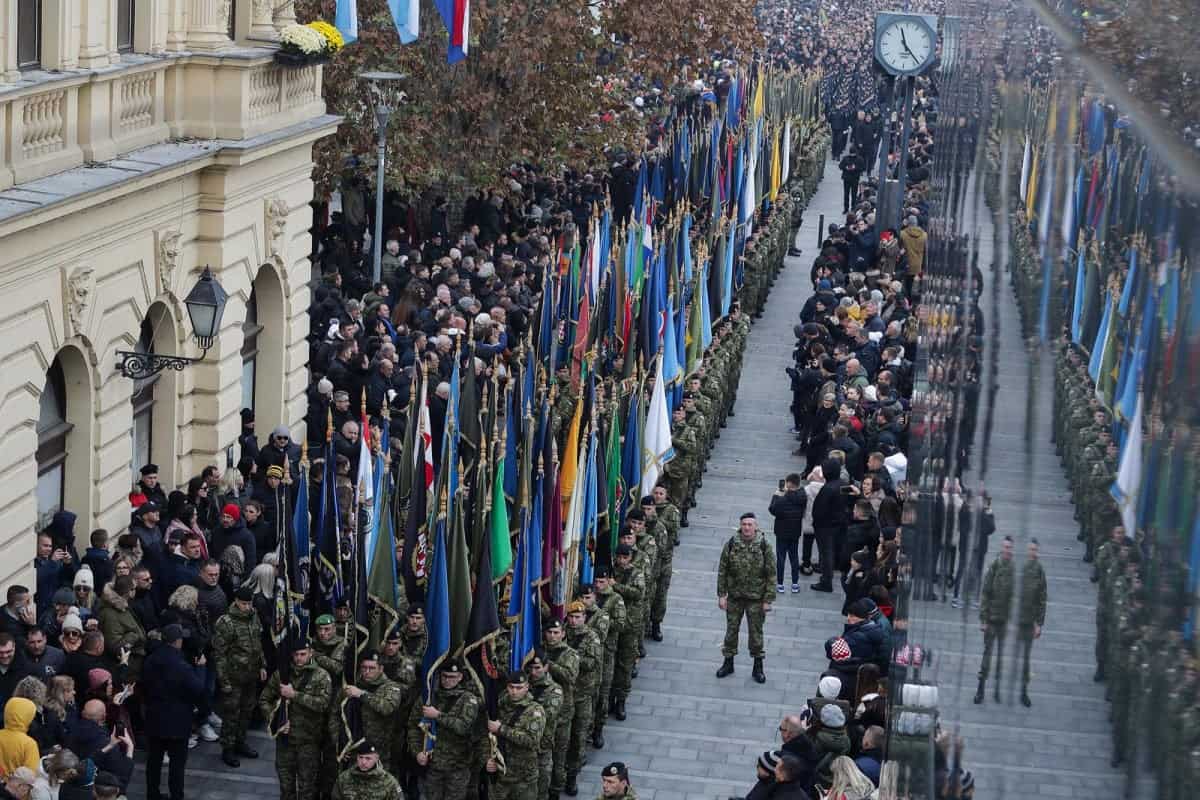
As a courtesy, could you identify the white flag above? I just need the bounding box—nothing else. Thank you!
[641,355,675,496]
[1110,391,1142,539]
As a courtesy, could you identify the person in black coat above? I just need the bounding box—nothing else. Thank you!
[129,503,165,596]
[67,700,134,791]
[141,626,206,800]
[768,474,807,591]
[208,505,256,571]
[810,459,848,593]
[839,146,864,213]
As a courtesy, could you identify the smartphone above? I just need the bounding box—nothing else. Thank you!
[778,479,786,491]
[840,485,855,495]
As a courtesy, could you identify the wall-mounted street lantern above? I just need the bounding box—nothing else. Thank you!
[116,266,229,380]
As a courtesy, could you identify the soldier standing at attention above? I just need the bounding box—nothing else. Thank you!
[597,761,637,800]
[716,513,775,684]
[527,649,564,800]
[342,651,405,773]
[564,600,602,796]
[332,741,401,800]
[590,569,625,749]
[974,536,1015,704]
[213,585,265,767]
[411,660,481,800]
[642,495,675,642]
[609,544,645,720]
[311,612,348,797]
[542,619,579,799]
[653,483,682,551]
[1015,539,1048,708]
[486,671,546,800]
[260,639,332,800]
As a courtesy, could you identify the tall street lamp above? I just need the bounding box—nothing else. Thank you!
[116,266,229,379]
[359,71,407,286]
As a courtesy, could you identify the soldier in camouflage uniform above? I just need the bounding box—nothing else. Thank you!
[590,568,625,748]
[411,660,481,800]
[642,495,675,642]
[974,536,1015,704]
[260,641,333,800]
[715,513,775,684]
[379,626,419,779]
[486,671,546,800]
[333,742,401,800]
[1091,527,1126,682]
[393,609,427,799]
[312,613,349,796]
[564,601,602,795]
[653,483,682,552]
[527,649,564,800]
[1015,540,1048,707]
[666,406,700,524]
[609,544,644,720]
[542,619,579,797]
[686,375,716,456]
[681,391,710,470]
[213,586,265,766]
[343,651,405,773]
[400,604,429,660]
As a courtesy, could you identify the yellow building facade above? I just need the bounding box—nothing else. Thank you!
[0,0,337,587]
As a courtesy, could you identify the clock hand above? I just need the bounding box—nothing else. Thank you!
[899,29,919,62]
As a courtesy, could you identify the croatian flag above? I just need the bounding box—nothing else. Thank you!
[435,0,470,63]
[335,0,358,44]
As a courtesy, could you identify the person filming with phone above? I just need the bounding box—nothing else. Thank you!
[769,474,808,594]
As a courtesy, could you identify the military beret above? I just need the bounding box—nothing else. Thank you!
[626,508,645,522]
[577,583,595,595]
[315,614,335,626]
[440,660,462,675]
[356,741,378,756]
[386,625,403,640]
[682,390,696,399]
[407,604,425,617]
[566,600,586,615]
[544,619,564,631]
[506,671,528,686]
[615,544,634,556]
[594,565,613,578]
[336,597,350,608]
[360,650,380,663]
[602,762,629,780]
[639,495,655,507]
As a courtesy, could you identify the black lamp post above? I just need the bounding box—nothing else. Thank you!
[117,266,229,380]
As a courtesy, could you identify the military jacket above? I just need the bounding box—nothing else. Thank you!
[613,562,646,624]
[260,660,333,744]
[212,603,264,684]
[597,588,627,641]
[407,684,481,768]
[494,693,546,780]
[565,624,603,691]
[979,557,1015,625]
[529,673,564,751]
[716,534,774,601]
[332,762,401,800]
[543,640,580,702]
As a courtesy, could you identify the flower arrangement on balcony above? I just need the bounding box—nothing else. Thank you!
[275,21,343,66]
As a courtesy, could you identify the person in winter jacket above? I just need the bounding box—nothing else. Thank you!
[94,578,145,681]
[899,217,927,279]
[78,532,111,607]
[140,624,206,800]
[209,505,256,571]
[0,698,40,775]
[768,474,806,592]
[811,459,849,592]
[809,703,851,786]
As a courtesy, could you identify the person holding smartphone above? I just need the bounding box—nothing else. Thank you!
[769,474,807,593]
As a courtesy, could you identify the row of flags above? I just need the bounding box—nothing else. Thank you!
[271,62,820,746]
[1015,81,1200,635]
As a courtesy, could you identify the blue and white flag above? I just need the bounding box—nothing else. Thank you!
[390,0,419,44]
[335,0,358,44]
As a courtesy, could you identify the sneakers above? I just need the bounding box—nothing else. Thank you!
[791,583,800,593]
[185,736,196,751]
[800,562,814,576]
[206,712,223,731]
[777,583,786,594]
[950,597,962,609]
[198,723,219,742]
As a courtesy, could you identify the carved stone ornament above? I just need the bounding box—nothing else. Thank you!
[156,229,182,295]
[265,195,288,264]
[66,265,95,337]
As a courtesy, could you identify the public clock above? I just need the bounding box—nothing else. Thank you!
[875,14,937,76]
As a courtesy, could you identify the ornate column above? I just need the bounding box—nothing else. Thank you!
[273,0,297,31]
[186,0,232,51]
[249,0,278,40]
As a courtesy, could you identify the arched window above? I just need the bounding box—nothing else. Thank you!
[242,288,261,414]
[130,317,157,485]
[36,358,71,530]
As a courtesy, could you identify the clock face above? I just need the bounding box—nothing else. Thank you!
[878,19,933,74]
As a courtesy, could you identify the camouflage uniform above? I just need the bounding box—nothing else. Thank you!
[610,563,645,704]
[312,632,349,795]
[260,658,333,800]
[212,603,264,751]
[491,690,547,800]
[593,586,626,737]
[543,634,579,794]
[408,679,481,800]
[977,555,1015,693]
[354,671,405,770]
[647,513,676,629]
[1015,557,1047,695]
[666,423,700,511]
[529,670,564,800]
[332,761,402,800]
[715,532,774,659]
[565,621,603,783]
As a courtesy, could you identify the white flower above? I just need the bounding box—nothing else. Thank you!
[280,24,327,55]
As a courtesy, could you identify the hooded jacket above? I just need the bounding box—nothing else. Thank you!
[95,585,146,678]
[0,697,40,775]
[899,225,927,275]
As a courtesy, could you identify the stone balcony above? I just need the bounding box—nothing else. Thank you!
[0,48,325,192]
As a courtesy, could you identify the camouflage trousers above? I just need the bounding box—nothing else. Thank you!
[492,768,540,800]
[536,748,552,800]
[217,678,257,749]
[421,764,474,800]
[274,738,321,800]
[612,627,640,700]
[565,686,595,779]
[722,598,766,658]
[1015,629,1035,689]
[650,567,673,626]
[667,471,691,511]
[595,645,617,730]
[978,623,1006,684]
[551,708,571,792]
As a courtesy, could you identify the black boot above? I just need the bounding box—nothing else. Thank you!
[650,622,664,642]
[221,749,240,768]
[1094,666,1104,682]
[564,776,578,796]
[608,696,618,718]
[638,641,646,658]
[591,727,605,749]
[752,658,766,684]
[1020,690,1032,708]
[973,680,984,704]
[613,698,627,721]
[993,685,1000,703]
[234,741,259,759]
[680,512,689,528]
[716,657,735,678]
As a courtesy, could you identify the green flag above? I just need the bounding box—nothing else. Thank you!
[448,485,473,656]
[1096,317,1120,407]
[490,457,512,582]
[367,473,401,647]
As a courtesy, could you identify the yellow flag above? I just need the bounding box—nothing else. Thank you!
[559,395,584,517]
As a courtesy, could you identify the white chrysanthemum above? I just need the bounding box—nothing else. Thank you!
[280,24,327,55]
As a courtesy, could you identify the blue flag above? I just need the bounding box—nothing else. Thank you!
[421,515,451,700]
[334,0,358,44]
